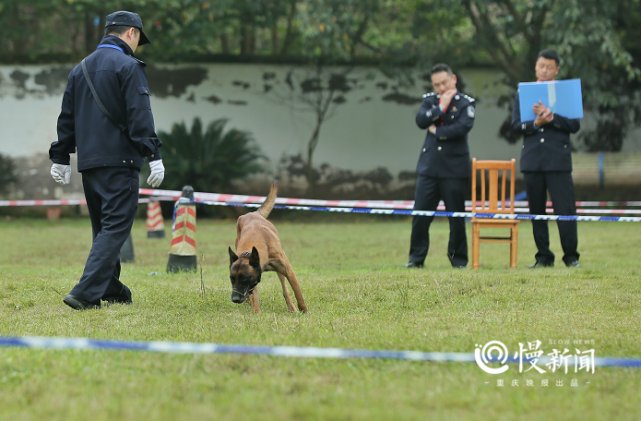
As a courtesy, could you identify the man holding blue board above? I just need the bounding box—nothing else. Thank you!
[511,49,581,268]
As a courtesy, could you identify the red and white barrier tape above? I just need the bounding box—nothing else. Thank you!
[0,199,87,207]
[0,198,152,207]
[138,188,413,209]
[138,188,641,210]
[3,188,641,215]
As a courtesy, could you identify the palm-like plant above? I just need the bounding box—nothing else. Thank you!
[0,153,17,197]
[157,118,267,193]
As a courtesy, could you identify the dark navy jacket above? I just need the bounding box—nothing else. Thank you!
[49,36,161,172]
[415,91,475,178]
[512,92,580,172]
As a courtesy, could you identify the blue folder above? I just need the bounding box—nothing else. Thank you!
[518,78,583,121]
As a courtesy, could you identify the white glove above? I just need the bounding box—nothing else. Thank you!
[147,159,165,188]
[50,163,71,185]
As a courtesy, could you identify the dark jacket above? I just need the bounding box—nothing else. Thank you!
[415,91,475,178]
[512,92,580,172]
[49,36,161,172]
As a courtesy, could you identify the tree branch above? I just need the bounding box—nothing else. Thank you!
[463,0,520,82]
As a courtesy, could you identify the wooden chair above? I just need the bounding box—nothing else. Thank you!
[471,158,519,269]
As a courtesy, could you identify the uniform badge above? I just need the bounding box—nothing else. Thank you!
[467,106,475,118]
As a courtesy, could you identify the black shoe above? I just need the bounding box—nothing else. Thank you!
[529,261,554,269]
[405,261,424,269]
[448,254,467,269]
[565,260,580,268]
[102,295,133,305]
[63,294,100,310]
[102,286,132,304]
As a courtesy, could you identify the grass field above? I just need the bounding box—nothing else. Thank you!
[1,213,640,420]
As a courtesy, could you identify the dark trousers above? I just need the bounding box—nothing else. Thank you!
[524,171,580,265]
[409,174,468,267]
[70,167,139,303]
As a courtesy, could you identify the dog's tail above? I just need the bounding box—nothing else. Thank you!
[257,182,278,219]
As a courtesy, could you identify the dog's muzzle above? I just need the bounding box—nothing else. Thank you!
[231,288,254,304]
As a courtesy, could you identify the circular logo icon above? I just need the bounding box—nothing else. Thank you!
[475,340,510,374]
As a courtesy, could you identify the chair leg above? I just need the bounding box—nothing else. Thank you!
[472,223,480,269]
[510,226,518,268]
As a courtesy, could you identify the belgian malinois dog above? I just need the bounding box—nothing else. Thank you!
[228,183,307,313]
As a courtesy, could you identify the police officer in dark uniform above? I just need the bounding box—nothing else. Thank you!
[511,49,580,268]
[49,11,165,309]
[407,63,476,269]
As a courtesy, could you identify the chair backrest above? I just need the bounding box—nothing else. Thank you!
[471,159,516,214]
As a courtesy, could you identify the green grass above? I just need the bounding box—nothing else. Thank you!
[1,215,640,420]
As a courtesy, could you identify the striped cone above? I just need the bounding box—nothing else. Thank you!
[146,200,165,238]
[166,186,197,273]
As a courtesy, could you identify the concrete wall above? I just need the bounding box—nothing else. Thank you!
[1,63,640,193]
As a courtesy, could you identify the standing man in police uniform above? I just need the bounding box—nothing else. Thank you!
[512,49,580,268]
[407,63,476,269]
[49,11,165,309]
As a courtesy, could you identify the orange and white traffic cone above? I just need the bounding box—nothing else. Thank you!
[166,186,197,273]
[146,199,165,238]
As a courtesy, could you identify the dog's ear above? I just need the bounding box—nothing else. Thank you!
[250,246,260,267]
[228,247,239,266]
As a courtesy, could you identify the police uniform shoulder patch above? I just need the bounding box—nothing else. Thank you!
[467,105,475,118]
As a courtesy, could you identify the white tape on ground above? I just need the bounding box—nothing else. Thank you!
[1,336,639,368]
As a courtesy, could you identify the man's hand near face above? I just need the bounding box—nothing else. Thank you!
[439,88,457,112]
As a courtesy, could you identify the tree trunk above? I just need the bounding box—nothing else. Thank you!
[220,33,230,54]
[85,12,94,55]
[280,0,297,56]
[271,22,279,55]
[240,15,256,55]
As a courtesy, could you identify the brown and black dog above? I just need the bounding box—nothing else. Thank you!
[228,183,307,313]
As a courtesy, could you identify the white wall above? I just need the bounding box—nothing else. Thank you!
[1,63,638,180]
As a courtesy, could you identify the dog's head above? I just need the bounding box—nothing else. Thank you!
[228,246,262,304]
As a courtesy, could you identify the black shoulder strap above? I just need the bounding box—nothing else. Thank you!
[80,58,127,133]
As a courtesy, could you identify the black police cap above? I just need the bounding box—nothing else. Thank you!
[105,11,150,45]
